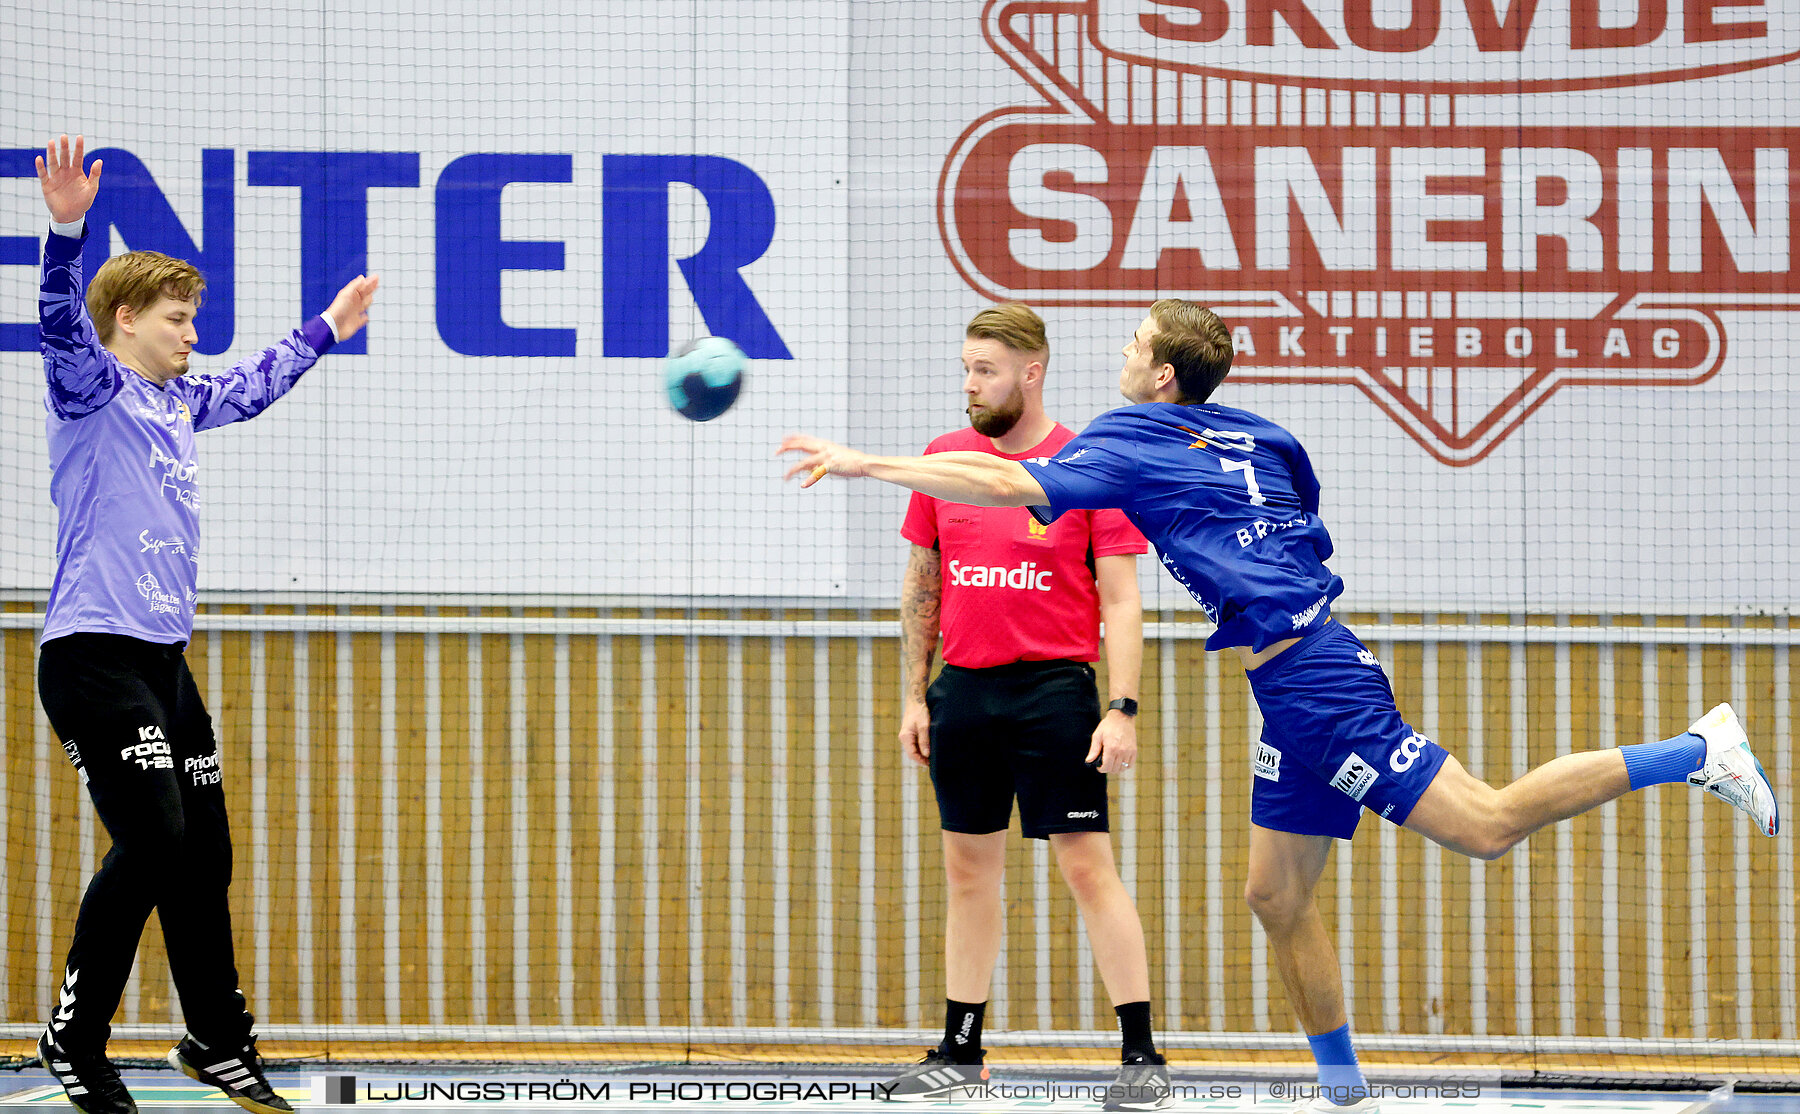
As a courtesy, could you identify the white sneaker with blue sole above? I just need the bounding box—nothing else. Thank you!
[1686,703,1779,837]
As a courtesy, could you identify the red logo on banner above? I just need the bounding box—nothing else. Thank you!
[939,0,1800,464]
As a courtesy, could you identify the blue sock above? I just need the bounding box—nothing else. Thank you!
[1621,732,1708,790]
[1306,1024,1368,1104]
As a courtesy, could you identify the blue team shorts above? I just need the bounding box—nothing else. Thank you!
[1245,620,1450,840]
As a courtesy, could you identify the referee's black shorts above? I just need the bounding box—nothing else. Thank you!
[926,658,1108,840]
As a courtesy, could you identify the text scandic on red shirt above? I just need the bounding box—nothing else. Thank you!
[900,424,1148,670]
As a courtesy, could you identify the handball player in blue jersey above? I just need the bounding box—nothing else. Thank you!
[30,136,378,1114]
[782,298,1778,1114]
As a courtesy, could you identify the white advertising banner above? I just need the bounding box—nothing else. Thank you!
[920,0,1800,614]
[1,1,852,598]
[3,0,1794,612]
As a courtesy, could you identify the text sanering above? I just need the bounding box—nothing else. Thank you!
[986,128,1791,290]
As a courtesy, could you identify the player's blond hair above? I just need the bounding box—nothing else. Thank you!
[1148,298,1233,403]
[86,251,205,344]
[966,302,1048,364]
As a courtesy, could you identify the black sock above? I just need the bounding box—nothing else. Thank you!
[941,999,986,1062]
[1115,1001,1158,1060]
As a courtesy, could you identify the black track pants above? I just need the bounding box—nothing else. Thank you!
[37,633,251,1052]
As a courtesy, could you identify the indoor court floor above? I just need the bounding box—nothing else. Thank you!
[1,1066,1793,1113]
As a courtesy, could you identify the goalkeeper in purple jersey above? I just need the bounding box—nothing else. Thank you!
[783,299,1778,1114]
[30,136,378,1114]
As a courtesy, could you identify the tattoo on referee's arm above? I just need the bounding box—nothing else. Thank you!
[900,546,942,702]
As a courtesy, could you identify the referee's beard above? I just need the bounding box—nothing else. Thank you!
[967,388,1024,438]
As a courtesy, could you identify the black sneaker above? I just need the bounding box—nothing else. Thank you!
[167,1034,292,1114]
[38,1030,137,1114]
[1101,1052,1173,1111]
[881,1047,989,1101]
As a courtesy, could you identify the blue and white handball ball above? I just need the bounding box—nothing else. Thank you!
[665,336,746,422]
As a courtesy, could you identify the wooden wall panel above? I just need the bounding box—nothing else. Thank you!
[0,606,1794,1051]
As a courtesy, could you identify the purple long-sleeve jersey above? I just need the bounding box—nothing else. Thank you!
[39,225,335,645]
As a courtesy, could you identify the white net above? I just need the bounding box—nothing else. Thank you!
[1,0,1796,1090]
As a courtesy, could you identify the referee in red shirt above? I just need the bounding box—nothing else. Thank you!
[884,305,1171,1111]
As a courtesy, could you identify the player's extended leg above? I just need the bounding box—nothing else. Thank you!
[1246,825,1377,1112]
[1404,703,1778,860]
[1402,750,1628,860]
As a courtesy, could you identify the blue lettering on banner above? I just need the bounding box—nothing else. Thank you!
[0,151,35,352]
[247,151,422,356]
[603,154,792,359]
[0,147,236,354]
[2,148,792,359]
[436,153,577,357]
[0,149,32,351]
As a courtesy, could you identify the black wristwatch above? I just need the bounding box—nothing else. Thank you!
[1108,697,1139,717]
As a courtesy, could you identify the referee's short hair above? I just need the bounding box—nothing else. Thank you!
[87,251,206,344]
[1149,299,1234,403]
[966,302,1048,364]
